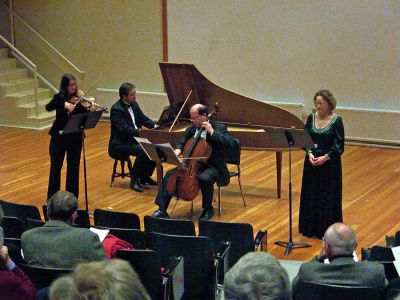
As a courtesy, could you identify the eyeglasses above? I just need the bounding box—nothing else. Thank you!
[190,115,201,121]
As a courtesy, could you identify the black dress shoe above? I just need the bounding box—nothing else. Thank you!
[199,207,214,220]
[152,210,169,219]
[130,180,143,193]
[141,177,157,186]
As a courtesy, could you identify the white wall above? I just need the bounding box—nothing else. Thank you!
[168,0,400,112]
[8,0,164,91]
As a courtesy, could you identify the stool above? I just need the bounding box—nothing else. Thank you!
[110,158,133,187]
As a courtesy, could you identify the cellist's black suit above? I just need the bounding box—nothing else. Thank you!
[155,121,232,210]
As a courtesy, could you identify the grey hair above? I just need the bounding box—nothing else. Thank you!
[324,224,356,255]
[224,252,291,300]
[49,259,150,300]
[47,191,78,223]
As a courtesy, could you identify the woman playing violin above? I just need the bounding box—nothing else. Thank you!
[45,73,98,200]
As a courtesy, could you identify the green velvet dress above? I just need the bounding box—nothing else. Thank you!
[299,113,345,238]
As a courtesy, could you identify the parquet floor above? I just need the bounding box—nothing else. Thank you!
[1,122,399,261]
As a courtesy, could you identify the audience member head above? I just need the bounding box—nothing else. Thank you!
[119,82,136,104]
[224,252,291,300]
[47,191,78,225]
[49,259,150,300]
[323,222,357,258]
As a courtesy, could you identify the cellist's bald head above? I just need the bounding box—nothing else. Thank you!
[190,104,208,116]
[190,104,208,127]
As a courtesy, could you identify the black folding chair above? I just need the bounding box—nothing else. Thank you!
[394,231,400,247]
[144,215,196,237]
[362,246,398,281]
[0,200,41,220]
[23,218,45,231]
[19,263,72,290]
[117,249,184,300]
[386,234,395,247]
[294,280,384,300]
[3,238,24,264]
[74,210,91,228]
[94,209,140,230]
[1,216,25,238]
[42,204,90,228]
[94,226,146,249]
[216,139,246,216]
[199,219,266,269]
[386,288,400,300]
[147,232,229,300]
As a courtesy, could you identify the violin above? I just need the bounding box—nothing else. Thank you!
[166,103,219,201]
[69,90,107,112]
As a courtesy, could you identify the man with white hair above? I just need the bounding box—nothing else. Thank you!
[292,223,387,294]
[224,252,291,300]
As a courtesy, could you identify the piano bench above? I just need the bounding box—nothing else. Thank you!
[110,157,133,187]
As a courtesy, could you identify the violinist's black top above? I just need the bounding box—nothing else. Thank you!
[46,93,88,136]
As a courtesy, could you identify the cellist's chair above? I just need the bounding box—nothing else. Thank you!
[216,139,245,216]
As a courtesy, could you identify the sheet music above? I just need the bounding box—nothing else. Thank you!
[90,227,110,242]
[134,137,152,158]
[134,137,150,143]
[135,140,182,166]
[392,246,400,276]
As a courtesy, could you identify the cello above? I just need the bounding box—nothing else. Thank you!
[166,104,220,201]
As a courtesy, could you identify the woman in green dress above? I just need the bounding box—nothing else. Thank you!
[299,90,345,239]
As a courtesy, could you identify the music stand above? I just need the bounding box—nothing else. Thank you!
[264,126,314,255]
[136,141,182,183]
[63,110,103,213]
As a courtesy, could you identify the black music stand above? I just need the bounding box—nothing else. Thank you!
[136,141,182,185]
[63,110,103,213]
[264,127,314,255]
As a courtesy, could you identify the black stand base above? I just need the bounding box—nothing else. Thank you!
[275,240,311,256]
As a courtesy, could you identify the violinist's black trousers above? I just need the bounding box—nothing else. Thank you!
[48,133,82,200]
[155,167,218,211]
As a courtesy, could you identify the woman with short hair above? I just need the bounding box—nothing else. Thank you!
[299,89,345,239]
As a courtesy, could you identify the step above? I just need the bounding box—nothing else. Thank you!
[0,57,16,69]
[18,98,51,117]
[0,110,55,129]
[0,78,35,96]
[0,48,9,59]
[0,68,28,82]
[5,88,53,106]
[18,98,50,109]
[28,111,55,126]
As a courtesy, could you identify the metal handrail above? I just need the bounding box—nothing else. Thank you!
[4,0,85,78]
[0,34,39,117]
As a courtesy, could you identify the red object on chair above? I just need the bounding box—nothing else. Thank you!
[102,234,133,258]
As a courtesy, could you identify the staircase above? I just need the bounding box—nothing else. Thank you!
[0,47,55,129]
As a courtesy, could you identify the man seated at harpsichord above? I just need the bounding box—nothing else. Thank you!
[108,82,157,193]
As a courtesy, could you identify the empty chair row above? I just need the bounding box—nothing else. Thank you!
[143,215,266,271]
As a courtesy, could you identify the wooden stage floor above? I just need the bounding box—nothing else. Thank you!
[1,122,399,261]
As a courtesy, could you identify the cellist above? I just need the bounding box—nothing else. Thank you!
[152,104,233,220]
